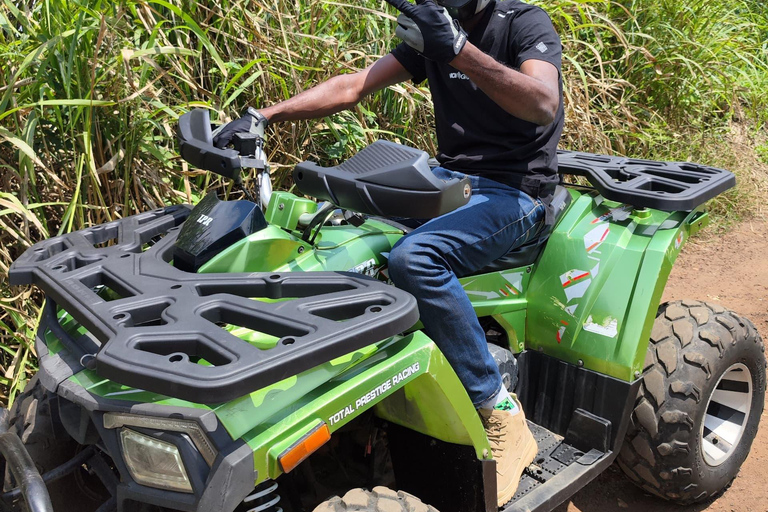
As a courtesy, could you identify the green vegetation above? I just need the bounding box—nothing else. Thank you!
[1,0,766,403]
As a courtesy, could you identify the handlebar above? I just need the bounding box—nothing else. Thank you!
[177,109,265,180]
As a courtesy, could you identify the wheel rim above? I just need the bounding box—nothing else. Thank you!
[700,362,753,467]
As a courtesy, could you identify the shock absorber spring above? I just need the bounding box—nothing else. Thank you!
[243,479,282,512]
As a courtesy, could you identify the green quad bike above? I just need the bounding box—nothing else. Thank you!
[1,108,764,512]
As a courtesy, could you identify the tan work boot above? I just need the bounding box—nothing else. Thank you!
[479,398,538,508]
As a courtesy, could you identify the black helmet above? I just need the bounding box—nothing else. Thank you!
[436,0,490,21]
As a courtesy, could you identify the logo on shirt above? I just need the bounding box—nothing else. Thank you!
[536,42,549,53]
[449,72,470,80]
[497,9,514,18]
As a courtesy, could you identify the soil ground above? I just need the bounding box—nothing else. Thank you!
[554,218,768,512]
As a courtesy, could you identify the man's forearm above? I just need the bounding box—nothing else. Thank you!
[450,42,559,126]
[259,74,362,123]
[257,55,411,124]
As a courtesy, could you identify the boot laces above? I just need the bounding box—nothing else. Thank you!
[484,413,507,454]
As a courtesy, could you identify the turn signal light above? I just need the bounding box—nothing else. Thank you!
[279,423,331,473]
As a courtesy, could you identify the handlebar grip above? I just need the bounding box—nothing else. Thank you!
[178,109,241,179]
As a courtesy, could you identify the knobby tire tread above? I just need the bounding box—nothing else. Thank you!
[617,300,766,504]
[313,486,440,512]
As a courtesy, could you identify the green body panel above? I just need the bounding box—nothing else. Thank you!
[61,326,488,480]
[200,219,402,275]
[39,186,708,490]
[198,225,310,273]
[264,191,318,231]
[246,331,490,479]
[524,192,705,380]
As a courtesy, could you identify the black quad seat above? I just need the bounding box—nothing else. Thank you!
[293,140,471,219]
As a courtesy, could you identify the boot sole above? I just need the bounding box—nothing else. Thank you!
[497,429,538,508]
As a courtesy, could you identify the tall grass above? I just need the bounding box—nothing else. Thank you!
[0,0,766,404]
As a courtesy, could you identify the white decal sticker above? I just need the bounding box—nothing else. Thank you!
[584,225,610,253]
[501,271,524,294]
[328,362,421,426]
[563,279,592,303]
[675,231,684,250]
[464,289,500,299]
[348,258,379,277]
[583,315,619,338]
[560,269,590,287]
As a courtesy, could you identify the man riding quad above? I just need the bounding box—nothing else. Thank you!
[212,0,564,506]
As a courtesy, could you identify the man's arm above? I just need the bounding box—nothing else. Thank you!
[450,42,560,126]
[260,54,412,123]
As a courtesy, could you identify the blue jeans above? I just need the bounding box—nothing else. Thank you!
[388,168,545,407]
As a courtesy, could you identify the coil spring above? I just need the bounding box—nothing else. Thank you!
[244,480,282,512]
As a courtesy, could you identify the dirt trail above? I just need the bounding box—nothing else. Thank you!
[554,218,768,512]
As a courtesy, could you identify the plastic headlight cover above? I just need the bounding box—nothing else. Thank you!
[120,428,193,493]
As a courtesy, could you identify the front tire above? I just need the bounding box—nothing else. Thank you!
[618,300,766,504]
[313,487,439,512]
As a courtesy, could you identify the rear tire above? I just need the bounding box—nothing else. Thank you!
[4,376,109,512]
[618,300,766,504]
[312,487,439,511]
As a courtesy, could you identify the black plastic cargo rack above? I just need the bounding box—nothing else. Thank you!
[9,206,419,404]
[558,150,735,211]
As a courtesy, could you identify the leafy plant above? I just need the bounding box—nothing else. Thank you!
[0,0,766,404]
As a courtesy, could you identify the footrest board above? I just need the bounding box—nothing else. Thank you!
[558,150,735,211]
[501,421,612,512]
[9,207,419,404]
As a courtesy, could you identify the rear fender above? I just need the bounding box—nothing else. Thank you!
[526,190,708,381]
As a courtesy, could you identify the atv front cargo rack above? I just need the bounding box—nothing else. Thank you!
[9,207,419,404]
[558,150,735,211]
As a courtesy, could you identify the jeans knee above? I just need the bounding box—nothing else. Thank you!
[388,240,414,287]
[388,237,436,288]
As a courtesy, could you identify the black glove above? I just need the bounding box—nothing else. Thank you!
[212,107,269,149]
[386,0,467,64]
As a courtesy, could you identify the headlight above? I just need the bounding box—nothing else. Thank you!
[120,428,193,493]
[103,412,217,466]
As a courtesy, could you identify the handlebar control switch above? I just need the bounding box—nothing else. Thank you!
[233,132,259,158]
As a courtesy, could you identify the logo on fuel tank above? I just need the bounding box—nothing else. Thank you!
[196,214,214,227]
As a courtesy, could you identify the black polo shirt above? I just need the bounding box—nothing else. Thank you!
[390,0,564,199]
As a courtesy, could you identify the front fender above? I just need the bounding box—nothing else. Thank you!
[241,331,490,481]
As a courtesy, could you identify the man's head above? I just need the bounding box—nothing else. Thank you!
[436,0,491,21]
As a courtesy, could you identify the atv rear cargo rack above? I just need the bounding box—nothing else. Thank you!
[558,150,735,211]
[9,207,419,404]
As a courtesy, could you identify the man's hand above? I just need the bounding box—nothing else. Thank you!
[212,107,269,149]
[386,0,467,64]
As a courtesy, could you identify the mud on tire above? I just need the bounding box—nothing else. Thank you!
[313,486,440,512]
[618,300,766,504]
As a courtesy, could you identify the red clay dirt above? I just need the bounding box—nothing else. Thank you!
[554,218,768,512]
